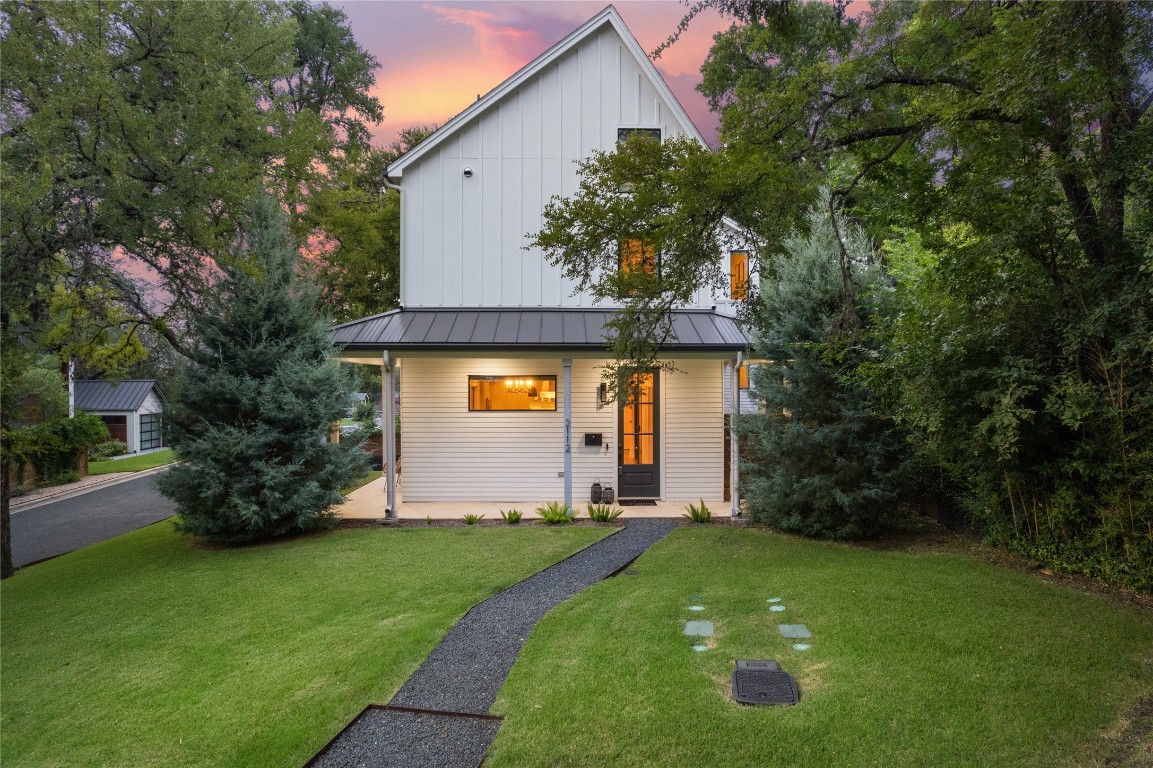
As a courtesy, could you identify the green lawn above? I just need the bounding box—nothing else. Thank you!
[0,523,609,768]
[487,527,1153,768]
[89,448,175,474]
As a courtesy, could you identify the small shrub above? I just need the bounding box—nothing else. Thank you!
[536,501,575,524]
[426,516,433,526]
[683,500,712,523]
[462,513,485,525]
[500,509,524,524]
[90,440,129,461]
[47,470,81,487]
[586,502,623,522]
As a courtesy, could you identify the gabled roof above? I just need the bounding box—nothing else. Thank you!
[74,380,164,413]
[329,308,749,353]
[386,4,706,179]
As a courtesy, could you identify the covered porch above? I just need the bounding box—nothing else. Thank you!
[330,308,750,521]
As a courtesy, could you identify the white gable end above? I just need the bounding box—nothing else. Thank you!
[394,7,706,309]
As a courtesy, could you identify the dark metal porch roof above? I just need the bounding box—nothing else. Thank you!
[328,308,749,353]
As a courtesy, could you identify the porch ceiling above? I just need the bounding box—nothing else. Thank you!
[328,308,750,354]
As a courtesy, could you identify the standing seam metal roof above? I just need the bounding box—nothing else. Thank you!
[328,309,749,352]
[73,380,164,412]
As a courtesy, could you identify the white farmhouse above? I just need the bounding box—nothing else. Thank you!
[332,5,753,516]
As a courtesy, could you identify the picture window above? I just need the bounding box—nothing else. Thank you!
[468,376,557,411]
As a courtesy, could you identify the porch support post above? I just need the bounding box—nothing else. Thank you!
[382,350,397,519]
[730,354,742,518]
[563,357,572,510]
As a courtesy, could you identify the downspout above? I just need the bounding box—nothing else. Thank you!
[731,351,743,518]
[381,169,403,519]
[382,350,397,520]
[382,172,404,308]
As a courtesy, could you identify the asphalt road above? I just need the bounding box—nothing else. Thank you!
[11,473,177,568]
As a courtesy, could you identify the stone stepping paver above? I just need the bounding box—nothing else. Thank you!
[309,518,676,768]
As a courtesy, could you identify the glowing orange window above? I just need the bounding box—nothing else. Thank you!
[731,250,749,301]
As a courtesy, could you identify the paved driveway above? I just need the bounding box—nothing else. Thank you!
[10,473,176,568]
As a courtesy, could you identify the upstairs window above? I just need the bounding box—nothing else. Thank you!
[731,250,749,301]
[621,238,657,277]
[616,128,662,193]
[617,127,662,143]
[620,239,658,295]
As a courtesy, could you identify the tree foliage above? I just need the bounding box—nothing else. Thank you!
[157,198,364,544]
[534,0,1152,586]
[529,134,755,394]
[0,0,384,572]
[302,126,434,322]
[741,195,910,538]
[1,0,311,345]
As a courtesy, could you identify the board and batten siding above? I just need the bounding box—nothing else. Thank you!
[401,26,705,310]
[399,354,725,502]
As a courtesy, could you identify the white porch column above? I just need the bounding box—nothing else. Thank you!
[382,351,397,519]
[731,354,741,518]
[563,357,572,510]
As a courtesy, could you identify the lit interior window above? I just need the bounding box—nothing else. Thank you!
[621,238,657,277]
[469,376,557,411]
[731,250,749,301]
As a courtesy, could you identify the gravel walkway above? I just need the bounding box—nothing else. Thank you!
[310,518,676,768]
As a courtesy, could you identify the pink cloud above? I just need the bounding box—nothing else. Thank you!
[337,1,733,148]
[423,5,569,69]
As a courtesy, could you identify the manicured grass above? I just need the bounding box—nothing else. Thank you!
[341,469,382,496]
[488,527,1153,767]
[0,523,609,768]
[88,448,175,474]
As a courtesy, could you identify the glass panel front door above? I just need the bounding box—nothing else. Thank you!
[619,372,659,497]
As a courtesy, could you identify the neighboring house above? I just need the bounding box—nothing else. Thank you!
[74,380,166,455]
[347,392,370,417]
[331,5,751,515]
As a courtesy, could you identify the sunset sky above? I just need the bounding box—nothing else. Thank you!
[331,1,735,148]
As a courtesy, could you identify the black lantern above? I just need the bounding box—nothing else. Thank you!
[591,481,603,503]
[601,483,615,504]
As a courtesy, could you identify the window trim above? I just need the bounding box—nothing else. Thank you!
[616,127,662,143]
[467,375,558,412]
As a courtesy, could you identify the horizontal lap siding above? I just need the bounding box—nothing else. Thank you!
[401,357,565,501]
[663,359,725,499]
[571,359,615,503]
[400,355,727,502]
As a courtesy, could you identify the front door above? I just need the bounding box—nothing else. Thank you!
[618,372,659,498]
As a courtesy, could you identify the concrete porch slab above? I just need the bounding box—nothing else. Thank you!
[337,476,729,520]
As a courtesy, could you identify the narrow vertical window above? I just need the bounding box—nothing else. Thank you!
[731,250,749,301]
[738,364,750,390]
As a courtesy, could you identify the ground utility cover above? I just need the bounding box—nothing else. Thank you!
[732,661,799,706]
[684,621,715,637]
[732,666,800,706]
